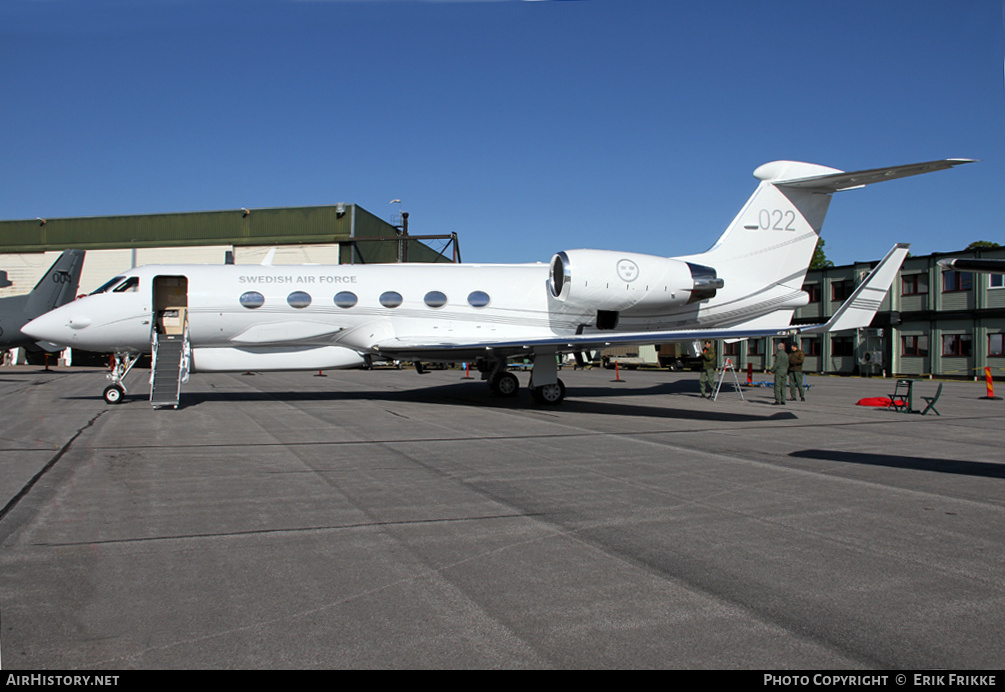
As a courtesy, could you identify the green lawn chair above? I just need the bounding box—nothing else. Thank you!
[920,383,943,416]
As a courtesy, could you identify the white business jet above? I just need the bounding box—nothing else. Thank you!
[24,158,972,407]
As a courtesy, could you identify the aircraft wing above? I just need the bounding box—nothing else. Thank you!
[371,326,792,361]
[371,243,910,361]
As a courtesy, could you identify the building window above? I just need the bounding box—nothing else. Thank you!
[334,291,358,308]
[942,334,972,357]
[831,280,854,301]
[989,274,1004,289]
[287,291,312,309]
[802,338,820,356]
[902,274,929,295]
[747,340,764,356]
[723,341,740,357]
[902,335,929,357]
[239,291,265,309]
[989,334,1003,357]
[831,336,854,357]
[804,284,821,303]
[942,271,972,292]
[423,291,447,308]
[379,291,403,308]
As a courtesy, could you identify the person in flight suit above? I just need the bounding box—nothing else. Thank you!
[699,340,716,398]
[788,342,806,401]
[771,342,789,405]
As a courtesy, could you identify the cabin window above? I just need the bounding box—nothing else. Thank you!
[240,291,265,309]
[287,291,312,309]
[334,291,358,308]
[467,290,490,308]
[379,291,403,308]
[424,291,447,308]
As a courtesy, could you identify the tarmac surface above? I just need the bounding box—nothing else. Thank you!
[0,364,1002,670]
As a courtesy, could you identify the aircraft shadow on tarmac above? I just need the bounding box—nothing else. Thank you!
[790,449,1005,480]
[70,377,796,424]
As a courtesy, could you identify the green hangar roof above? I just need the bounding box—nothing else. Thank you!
[0,204,455,264]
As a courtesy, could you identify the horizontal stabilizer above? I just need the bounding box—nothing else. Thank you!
[768,158,975,192]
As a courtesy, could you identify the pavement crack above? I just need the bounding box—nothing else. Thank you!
[0,410,106,523]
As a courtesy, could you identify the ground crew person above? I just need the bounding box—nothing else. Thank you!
[788,342,805,401]
[699,340,716,398]
[771,342,789,405]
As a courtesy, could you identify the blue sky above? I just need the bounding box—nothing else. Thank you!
[2,0,1002,266]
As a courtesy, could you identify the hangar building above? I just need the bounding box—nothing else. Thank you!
[0,203,457,299]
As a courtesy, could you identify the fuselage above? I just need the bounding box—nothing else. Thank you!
[22,255,806,371]
[23,262,565,355]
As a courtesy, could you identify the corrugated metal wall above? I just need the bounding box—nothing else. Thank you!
[0,204,363,252]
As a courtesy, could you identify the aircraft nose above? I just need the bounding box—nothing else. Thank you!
[23,309,79,345]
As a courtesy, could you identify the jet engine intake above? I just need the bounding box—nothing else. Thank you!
[548,249,721,314]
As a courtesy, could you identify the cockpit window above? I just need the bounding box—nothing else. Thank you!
[112,277,140,293]
[91,276,126,294]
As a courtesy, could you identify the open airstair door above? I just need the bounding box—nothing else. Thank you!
[150,275,190,408]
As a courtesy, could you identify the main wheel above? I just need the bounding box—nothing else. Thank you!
[531,378,566,405]
[103,385,124,405]
[490,371,520,397]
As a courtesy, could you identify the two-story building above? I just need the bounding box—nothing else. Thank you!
[719,246,1005,380]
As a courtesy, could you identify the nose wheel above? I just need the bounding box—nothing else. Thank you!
[103,384,125,405]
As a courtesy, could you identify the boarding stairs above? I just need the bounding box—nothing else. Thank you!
[150,328,191,408]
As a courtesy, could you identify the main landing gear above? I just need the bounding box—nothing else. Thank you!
[103,352,139,405]
[529,378,566,405]
[480,357,566,405]
[488,371,520,397]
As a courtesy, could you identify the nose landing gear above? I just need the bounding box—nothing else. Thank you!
[103,352,139,405]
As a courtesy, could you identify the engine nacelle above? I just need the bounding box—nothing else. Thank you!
[549,249,723,314]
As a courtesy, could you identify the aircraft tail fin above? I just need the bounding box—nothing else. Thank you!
[800,243,910,334]
[25,249,86,318]
[685,159,974,294]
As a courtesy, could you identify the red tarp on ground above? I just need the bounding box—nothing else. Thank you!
[856,397,902,407]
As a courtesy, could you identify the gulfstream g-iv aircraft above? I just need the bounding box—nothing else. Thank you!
[24,159,972,407]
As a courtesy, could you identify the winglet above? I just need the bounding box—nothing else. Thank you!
[800,244,910,334]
